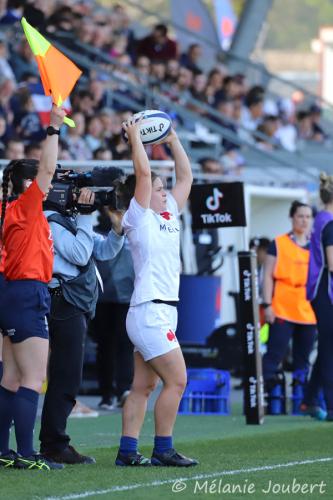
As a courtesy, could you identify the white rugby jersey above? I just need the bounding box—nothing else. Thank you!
[122,193,180,306]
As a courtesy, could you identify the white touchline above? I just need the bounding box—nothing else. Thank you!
[44,457,333,500]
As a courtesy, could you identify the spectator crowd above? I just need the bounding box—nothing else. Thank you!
[0,0,329,177]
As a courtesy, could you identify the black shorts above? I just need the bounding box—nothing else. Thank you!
[0,280,50,343]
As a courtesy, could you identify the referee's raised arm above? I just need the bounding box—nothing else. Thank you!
[36,105,66,194]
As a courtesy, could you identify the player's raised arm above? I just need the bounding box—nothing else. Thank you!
[162,129,193,211]
[122,116,151,209]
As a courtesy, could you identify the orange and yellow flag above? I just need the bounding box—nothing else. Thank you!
[21,17,82,127]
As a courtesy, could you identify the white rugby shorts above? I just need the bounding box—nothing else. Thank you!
[126,301,179,361]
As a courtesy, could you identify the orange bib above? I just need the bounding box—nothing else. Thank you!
[272,234,316,324]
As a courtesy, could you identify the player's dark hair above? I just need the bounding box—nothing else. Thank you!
[0,159,38,237]
[116,171,158,209]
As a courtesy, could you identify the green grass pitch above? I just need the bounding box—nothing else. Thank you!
[2,404,333,500]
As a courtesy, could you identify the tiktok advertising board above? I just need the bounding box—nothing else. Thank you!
[190,182,247,229]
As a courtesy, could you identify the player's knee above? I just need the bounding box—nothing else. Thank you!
[1,374,20,392]
[175,378,187,395]
[133,380,158,398]
[21,373,46,393]
[165,377,187,396]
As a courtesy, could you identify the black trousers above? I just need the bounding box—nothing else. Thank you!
[39,295,87,453]
[92,302,134,401]
[311,274,333,411]
[263,319,316,382]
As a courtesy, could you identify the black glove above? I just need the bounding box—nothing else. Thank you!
[76,202,95,214]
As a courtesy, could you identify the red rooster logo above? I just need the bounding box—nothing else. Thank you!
[167,329,176,341]
[160,211,171,220]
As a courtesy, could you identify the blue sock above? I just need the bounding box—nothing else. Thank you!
[0,361,3,381]
[154,436,173,453]
[119,436,138,455]
[0,385,15,455]
[13,386,39,457]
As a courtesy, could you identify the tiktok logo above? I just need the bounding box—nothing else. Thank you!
[206,188,223,211]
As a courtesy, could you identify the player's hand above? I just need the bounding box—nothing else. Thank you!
[122,115,142,145]
[78,188,95,205]
[49,104,66,129]
[264,306,275,325]
[153,127,178,146]
[107,208,124,235]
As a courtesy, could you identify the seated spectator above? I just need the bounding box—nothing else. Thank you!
[46,4,76,34]
[199,157,223,175]
[309,104,327,141]
[93,147,113,161]
[165,58,180,84]
[5,137,24,160]
[246,84,265,103]
[13,88,45,144]
[88,79,108,111]
[180,43,202,73]
[137,23,178,62]
[109,34,128,59]
[107,111,131,160]
[214,98,240,152]
[99,108,116,141]
[232,96,243,123]
[150,60,167,88]
[0,36,16,84]
[220,145,245,177]
[190,72,208,103]
[275,98,297,152]
[23,0,46,30]
[110,3,135,59]
[214,75,243,104]
[85,116,104,153]
[0,114,5,158]
[206,68,225,104]
[25,142,42,160]
[9,39,39,82]
[240,94,264,141]
[255,115,280,151]
[70,16,95,46]
[64,111,92,160]
[135,56,151,85]
[90,12,113,53]
[0,0,23,24]
[296,110,313,141]
[58,138,72,160]
[168,66,193,104]
[71,90,95,118]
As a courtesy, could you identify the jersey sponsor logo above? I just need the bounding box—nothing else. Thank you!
[160,224,179,233]
[167,329,177,342]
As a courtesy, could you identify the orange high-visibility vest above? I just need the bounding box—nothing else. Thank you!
[272,234,316,324]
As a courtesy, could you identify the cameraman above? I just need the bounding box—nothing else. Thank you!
[39,187,124,465]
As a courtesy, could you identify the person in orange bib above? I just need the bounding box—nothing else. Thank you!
[0,105,65,470]
[262,201,317,390]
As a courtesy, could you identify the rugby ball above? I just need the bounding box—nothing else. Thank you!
[122,109,172,145]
